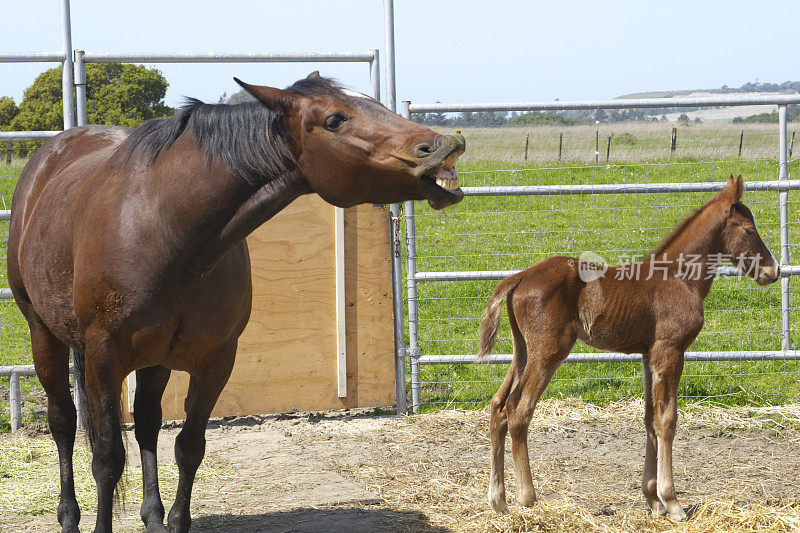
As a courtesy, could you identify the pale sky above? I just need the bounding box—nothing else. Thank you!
[1,1,799,110]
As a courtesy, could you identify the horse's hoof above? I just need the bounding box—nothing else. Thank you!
[668,507,688,521]
[516,490,537,508]
[60,525,79,533]
[146,524,170,533]
[491,500,510,514]
[649,501,668,517]
[489,493,509,514]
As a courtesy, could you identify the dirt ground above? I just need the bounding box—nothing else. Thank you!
[3,400,800,532]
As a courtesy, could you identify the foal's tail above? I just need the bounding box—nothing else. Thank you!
[477,274,523,360]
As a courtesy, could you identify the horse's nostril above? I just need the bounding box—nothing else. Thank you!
[414,143,436,158]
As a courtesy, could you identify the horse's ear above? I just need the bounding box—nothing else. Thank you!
[233,78,293,112]
[734,173,744,200]
[721,173,744,203]
[307,71,321,80]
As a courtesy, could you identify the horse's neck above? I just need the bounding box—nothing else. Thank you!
[144,137,310,280]
[187,169,311,279]
[657,209,726,295]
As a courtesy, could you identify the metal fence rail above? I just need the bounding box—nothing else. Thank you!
[400,96,799,413]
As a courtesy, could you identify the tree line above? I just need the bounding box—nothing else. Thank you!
[1,64,172,154]
[412,81,800,128]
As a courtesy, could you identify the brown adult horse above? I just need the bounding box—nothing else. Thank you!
[8,72,465,533]
[478,176,779,519]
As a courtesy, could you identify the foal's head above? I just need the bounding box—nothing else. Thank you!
[718,175,780,286]
[234,72,465,209]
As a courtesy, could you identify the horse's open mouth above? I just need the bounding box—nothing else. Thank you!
[418,135,465,209]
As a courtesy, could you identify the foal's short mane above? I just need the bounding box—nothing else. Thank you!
[649,193,729,257]
[122,75,353,185]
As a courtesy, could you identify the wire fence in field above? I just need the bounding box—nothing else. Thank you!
[0,158,36,431]
[408,158,800,410]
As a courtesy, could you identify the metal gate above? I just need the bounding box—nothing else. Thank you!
[395,96,800,413]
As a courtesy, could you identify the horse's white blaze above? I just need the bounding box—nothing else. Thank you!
[342,88,371,100]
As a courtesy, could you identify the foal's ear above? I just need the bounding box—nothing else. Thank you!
[723,173,744,202]
[233,78,294,112]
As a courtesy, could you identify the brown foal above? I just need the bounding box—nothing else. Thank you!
[478,175,780,519]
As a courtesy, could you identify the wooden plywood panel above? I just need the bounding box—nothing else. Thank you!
[122,196,395,422]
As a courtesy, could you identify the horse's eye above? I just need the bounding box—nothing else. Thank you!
[324,113,348,131]
[745,227,755,235]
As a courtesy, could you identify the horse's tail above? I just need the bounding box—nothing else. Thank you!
[71,349,94,449]
[477,274,523,360]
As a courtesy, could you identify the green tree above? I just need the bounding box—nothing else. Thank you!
[85,63,172,126]
[11,64,172,132]
[0,96,19,130]
[11,68,63,131]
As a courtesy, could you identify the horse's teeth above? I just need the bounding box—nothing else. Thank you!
[435,177,459,191]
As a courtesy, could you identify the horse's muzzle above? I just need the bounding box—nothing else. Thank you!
[414,134,466,209]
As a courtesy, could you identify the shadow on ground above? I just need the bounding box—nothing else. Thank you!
[191,506,450,533]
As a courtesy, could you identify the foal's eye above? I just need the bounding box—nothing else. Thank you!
[745,227,755,235]
[323,113,349,131]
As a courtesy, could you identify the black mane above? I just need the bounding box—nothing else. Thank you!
[123,99,293,186]
[122,75,370,185]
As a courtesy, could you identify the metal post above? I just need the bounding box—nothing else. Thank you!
[5,142,11,164]
[558,132,563,160]
[390,203,408,415]
[59,0,75,129]
[402,100,422,413]
[383,0,397,113]
[778,106,791,351]
[384,2,403,414]
[10,372,21,432]
[74,49,87,126]
[369,49,380,102]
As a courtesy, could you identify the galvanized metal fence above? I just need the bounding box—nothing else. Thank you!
[396,96,800,413]
[0,0,392,430]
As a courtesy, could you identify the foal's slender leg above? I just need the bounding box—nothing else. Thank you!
[507,338,572,507]
[134,365,172,533]
[641,355,667,517]
[648,344,687,521]
[84,337,127,533]
[167,342,236,533]
[488,313,527,514]
[26,310,80,533]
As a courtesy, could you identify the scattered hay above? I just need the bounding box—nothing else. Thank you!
[322,398,800,532]
[0,435,222,517]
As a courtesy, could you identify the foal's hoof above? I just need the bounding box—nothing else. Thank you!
[667,507,688,521]
[491,499,510,514]
[516,489,537,508]
[489,493,509,514]
[648,500,667,517]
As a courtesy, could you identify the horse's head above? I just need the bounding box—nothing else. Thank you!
[234,72,465,210]
[718,174,780,285]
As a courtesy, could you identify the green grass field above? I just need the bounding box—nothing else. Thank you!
[1,124,799,429]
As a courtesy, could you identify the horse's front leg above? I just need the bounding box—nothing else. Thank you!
[167,342,236,533]
[648,344,687,521]
[641,354,667,517]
